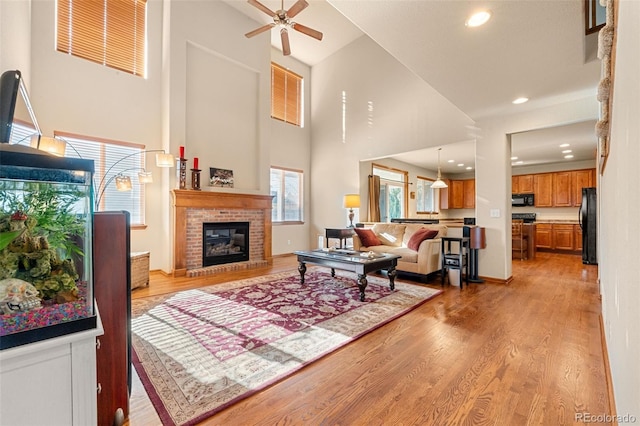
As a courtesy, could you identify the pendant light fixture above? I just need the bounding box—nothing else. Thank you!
[431,148,448,189]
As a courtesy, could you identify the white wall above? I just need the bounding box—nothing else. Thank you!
[310,35,474,246]
[21,0,280,271]
[269,48,312,255]
[599,0,640,417]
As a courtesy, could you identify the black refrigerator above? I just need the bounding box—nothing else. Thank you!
[579,187,597,264]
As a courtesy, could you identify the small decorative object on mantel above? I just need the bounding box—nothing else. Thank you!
[209,167,234,187]
[191,157,201,190]
[178,146,187,189]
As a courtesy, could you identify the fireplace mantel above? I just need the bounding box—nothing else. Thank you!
[171,190,273,276]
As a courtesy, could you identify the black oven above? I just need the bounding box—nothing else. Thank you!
[512,193,534,207]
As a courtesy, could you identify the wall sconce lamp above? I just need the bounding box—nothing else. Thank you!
[343,193,361,228]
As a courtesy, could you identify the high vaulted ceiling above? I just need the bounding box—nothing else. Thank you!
[228,0,601,174]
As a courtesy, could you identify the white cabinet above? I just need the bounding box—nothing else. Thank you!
[0,315,103,425]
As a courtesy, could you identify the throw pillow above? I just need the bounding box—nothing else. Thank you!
[354,228,381,247]
[407,228,439,251]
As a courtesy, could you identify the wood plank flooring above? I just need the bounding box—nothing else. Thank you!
[126,252,610,425]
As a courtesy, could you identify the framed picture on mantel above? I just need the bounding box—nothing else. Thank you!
[209,167,234,187]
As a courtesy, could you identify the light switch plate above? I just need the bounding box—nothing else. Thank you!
[490,209,500,218]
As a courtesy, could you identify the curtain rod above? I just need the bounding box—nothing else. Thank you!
[369,175,413,185]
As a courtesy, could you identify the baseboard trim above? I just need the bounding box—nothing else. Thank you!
[599,313,617,419]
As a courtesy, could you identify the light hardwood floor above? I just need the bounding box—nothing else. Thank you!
[127,252,611,425]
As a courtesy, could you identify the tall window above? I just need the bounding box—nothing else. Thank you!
[271,63,303,127]
[56,132,147,226]
[270,166,303,223]
[373,164,407,222]
[416,176,437,213]
[57,0,147,77]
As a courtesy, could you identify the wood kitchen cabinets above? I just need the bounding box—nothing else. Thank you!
[512,174,534,193]
[533,173,554,207]
[515,168,595,208]
[536,223,582,251]
[440,178,475,209]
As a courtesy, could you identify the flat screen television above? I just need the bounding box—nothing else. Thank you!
[0,70,22,143]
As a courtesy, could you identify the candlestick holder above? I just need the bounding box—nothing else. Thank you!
[178,158,187,189]
[191,169,201,190]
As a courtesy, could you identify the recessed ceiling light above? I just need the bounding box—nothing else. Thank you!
[559,143,570,148]
[513,160,524,165]
[562,149,572,154]
[466,166,473,170]
[448,159,455,163]
[511,156,518,160]
[512,97,529,104]
[564,154,574,159]
[466,11,491,27]
[457,163,464,167]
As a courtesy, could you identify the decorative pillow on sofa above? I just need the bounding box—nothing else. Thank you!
[407,228,439,251]
[354,228,381,247]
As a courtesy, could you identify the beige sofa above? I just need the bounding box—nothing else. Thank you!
[352,223,447,280]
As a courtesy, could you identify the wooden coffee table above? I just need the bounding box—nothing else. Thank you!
[294,249,401,301]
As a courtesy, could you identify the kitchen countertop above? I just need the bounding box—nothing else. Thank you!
[534,219,579,224]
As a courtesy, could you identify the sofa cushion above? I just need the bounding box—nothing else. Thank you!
[354,228,381,247]
[407,228,439,251]
[402,224,447,245]
[372,223,406,247]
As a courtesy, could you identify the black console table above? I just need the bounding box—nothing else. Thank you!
[441,236,470,287]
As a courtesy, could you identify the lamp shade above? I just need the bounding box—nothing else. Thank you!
[343,194,361,208]
[431,178,448,189]
[155,153,175,167]
[469,226,487,249]
[138,171,153,183]
[31,135,66,157]
[115,174,132,191]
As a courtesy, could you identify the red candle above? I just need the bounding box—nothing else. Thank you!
[179,146,185,158]
[194,157,199,169]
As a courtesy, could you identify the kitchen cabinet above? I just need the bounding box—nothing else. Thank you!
[440,179,475,210]
[553,224,575,250]
[535,223,553,249]
[463,179,475,209]
[450,180,464,209]
[534,173,553,207]
[512,174,534,193]
[553,171,573,207]
[572,169,595,206]
[536,223,580,251]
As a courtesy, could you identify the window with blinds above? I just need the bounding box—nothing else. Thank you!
[271,63,303,127]
[56,0,147,78]
[55,132,147,225]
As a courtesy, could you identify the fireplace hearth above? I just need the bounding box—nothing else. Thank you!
[203,222,249,267]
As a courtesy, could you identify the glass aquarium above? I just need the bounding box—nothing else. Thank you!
[0,144,96,350]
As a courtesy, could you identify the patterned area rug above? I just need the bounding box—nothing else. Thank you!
[131,268,442,426]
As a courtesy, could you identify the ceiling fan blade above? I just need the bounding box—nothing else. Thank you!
[291,22,323,40]
[280,28,291,56]
[247,0,276,17]
[245,23,275,38]
[286,0,308,19]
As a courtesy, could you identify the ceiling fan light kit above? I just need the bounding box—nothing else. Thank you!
[245,0,323,56]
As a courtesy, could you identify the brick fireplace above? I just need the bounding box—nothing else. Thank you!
[171,190,273,277]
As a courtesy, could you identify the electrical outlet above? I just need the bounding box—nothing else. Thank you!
[287,240,291,245]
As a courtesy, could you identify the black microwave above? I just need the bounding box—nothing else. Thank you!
[512,193,534,207]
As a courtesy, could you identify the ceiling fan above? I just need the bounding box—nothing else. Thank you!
[244,0,323,56]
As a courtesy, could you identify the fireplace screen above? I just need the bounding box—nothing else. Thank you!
[202,222,249,266]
